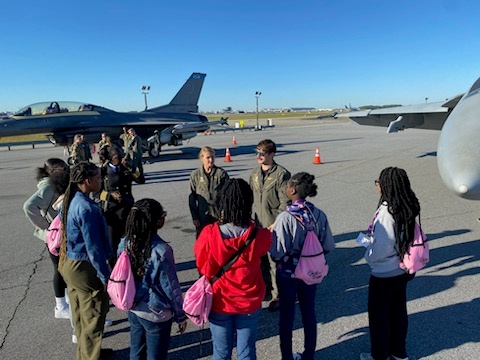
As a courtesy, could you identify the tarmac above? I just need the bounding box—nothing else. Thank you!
[0,117,479,359]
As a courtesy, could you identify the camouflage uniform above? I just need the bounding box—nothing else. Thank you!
[70,142,91,164]
[126,134,144,182]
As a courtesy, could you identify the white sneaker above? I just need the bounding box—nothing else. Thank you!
[104,319,113,327]
[360,354,374,360]
[293,353,302,360]
[54,306,70,319]
[72,334,77,344]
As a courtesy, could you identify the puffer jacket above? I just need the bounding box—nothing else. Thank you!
[194,222,272,314]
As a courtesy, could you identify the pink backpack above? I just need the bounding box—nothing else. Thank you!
[107,251,136,311]
[182,275,213,326]
[46,215,63,256]
[400,222,429,274]
[295,228,329,285]
[183,227,257,326]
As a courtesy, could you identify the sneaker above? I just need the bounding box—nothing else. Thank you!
[54,306,70,319]
[293,353,302,360]
[360,353,374,360]
[104,319,113,328]
[391,356,409,360]
[72,334,77,344]
[267,298,280,312]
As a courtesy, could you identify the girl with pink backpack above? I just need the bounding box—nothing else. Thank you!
[360,167,421,360]
[23,158,70,320]
[271,172,335,360]
[119,199,187,360]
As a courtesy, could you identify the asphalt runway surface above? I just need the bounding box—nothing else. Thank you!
[1,118,479,359]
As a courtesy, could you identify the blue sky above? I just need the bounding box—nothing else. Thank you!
[2,0,480,113]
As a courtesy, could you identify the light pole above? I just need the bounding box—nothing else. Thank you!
[255,91,262,129]
[141,85,151,110]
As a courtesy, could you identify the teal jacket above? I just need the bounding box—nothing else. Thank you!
[23,178,58,242]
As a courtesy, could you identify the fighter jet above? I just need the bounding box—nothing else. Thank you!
[437,77,480,200]
[335,96,463,133]
[335,77,480,200]
[0,72,226,157]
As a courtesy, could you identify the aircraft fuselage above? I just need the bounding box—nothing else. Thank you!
[0,102,208,146]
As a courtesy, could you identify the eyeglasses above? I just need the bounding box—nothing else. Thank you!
[374,180,380,186]
[255,150,266,156]
[161,211,167,218]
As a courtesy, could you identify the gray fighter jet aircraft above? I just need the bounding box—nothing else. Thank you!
[335,77,480,200]
[0,72,226,157]
[335,95,463,133]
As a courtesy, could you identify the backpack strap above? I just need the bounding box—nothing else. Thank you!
[287,206,319,236]
[42,192,57,226]
[286,208,321,261]
[210,227,257,285]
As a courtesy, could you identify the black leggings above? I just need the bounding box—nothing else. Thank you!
[368,272,413,360]
[47,245,67,298]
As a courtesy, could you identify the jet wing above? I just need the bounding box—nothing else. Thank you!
[335,94,463,133]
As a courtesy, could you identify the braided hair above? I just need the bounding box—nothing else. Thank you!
[216,178,253,226]
[124,199,164,277]
[289,172,318,199]
[59,162,100,267]
[377,167,421,256]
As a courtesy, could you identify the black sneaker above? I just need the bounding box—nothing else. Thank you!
[268,298,280,312]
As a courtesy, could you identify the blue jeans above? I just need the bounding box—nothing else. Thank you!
[128,311,173,360]
[208,309,261,360]
[277,273,317,360]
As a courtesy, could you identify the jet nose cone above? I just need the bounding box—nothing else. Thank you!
[438,151,480,200]
[451,180,480,200]
[438,154,480,200]
[437,77,480,200]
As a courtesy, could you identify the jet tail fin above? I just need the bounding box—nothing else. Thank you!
[149,73,206,113]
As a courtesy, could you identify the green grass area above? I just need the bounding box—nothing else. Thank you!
[0,110,335,144]
[0,133,48,143]
[208,110,333,122]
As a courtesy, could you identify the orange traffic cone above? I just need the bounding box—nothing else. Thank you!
[313,147,321,164]
[224,147,232,162]
[232,135,237,145]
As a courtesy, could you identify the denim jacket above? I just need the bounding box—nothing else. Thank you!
[119,235,186,324]
[65,190,112,284]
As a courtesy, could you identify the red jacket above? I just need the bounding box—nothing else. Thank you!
[194,222,272,314]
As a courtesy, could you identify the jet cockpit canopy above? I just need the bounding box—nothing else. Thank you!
[14,101,104,117]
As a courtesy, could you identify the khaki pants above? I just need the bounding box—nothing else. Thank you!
[261,252,279,300]
[60,259,109,360]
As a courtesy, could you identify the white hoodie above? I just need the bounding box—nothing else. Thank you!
[364,202,405,278]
